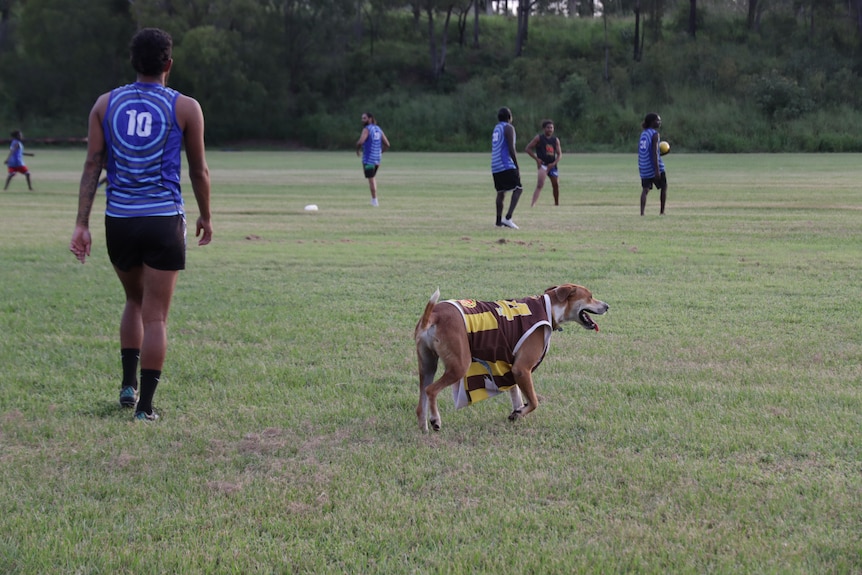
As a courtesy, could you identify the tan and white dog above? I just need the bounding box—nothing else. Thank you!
[414,284,608,431]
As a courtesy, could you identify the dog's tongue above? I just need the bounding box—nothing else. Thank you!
[593,323,599,332]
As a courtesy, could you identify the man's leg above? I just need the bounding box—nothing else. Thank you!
[368,177,378,205]
[115,265,178,416]
[495,191,505,225]
[640,187,649,216]
[531,169,547,207]
[116,266,144,407]
[4,173,13,190]
[550,176,560,206]
[660,184,667,215]
[506,189,522,220]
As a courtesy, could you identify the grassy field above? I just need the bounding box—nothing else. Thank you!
[1,150,860,574]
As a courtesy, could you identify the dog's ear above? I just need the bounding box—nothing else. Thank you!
[547,284,574,303]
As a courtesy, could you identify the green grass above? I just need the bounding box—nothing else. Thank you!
[1,150,860,574]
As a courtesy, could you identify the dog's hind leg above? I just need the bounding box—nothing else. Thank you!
[416,345,439,432]
[507,386,526,421]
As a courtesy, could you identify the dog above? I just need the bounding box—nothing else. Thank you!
[414,284,608,431]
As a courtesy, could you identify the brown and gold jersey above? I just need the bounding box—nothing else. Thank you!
[442,294,553,408]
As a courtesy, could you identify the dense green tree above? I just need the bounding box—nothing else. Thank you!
[5,0,132,123]
[0,0,859,150]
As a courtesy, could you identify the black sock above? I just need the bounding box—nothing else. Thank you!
[121,348,140,389]
[136,369,161,415]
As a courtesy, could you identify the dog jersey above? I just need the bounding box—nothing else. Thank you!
[443,294,553,408]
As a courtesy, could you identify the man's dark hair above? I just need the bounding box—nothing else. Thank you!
[11,130,21,140]
[130,28,173,76]
[497,107,512,122]
[541,119,554,129]
[642,113,660,129]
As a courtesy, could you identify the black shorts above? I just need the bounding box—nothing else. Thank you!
[105,215,187,272]
[641,171,667,190]
[363,163,379,178]
[493,169,522,193]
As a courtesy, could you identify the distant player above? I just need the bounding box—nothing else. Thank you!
[638,112,667,215]
[491,106,522,229]
[525,119,562,206]
[4,130,34,190]
[356,112,390,206]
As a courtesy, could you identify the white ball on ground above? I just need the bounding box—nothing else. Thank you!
[304,204,319,212]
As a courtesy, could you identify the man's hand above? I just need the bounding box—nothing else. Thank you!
[196,216,213,246]
[69,225,92,264]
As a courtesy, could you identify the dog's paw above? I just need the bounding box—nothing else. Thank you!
[430,419,441,431]
[508,409,523,421]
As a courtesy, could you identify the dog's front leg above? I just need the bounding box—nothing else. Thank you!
[509,339,542,420]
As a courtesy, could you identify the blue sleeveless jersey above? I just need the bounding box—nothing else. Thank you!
[103,82,185,218]
[8,138,25,167]
[638,127,664,178]
[362,125,383,165]
[491,122,517,174]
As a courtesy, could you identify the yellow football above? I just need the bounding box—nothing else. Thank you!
[659,141,670,155]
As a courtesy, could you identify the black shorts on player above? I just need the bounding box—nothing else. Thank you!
[493,168,522,193]
[105,214,187,272]
[641,171,667,190]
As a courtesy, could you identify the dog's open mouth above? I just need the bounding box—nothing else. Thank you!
[579,309,599,331]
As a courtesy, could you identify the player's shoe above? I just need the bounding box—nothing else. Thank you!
[500,218,519,229]
[119,386,137,408]
[134,410,159,422]
[371,198,379,206]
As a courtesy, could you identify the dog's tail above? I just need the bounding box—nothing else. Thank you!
[414,288,440,338]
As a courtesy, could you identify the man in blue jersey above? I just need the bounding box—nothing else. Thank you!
[491,107,522,229]
[4,130,34,190]
[356,112,390,206]
[69,28,212,422]
[638,112,667,216]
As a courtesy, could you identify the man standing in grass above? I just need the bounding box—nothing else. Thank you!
[69,28,212,422]
[525,119,562,207]
[4,130,34,190]
[356,112,390,207]
[491,107,522,229]
[638,112,667,216]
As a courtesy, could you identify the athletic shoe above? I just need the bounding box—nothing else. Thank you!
[371,198,379,206]
[119,386,137,408]
[500,218,519,229]
[134,410,159,422]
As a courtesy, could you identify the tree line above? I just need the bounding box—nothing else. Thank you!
[1,0,861,152]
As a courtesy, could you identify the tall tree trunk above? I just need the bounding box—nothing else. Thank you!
[515,0,533,56]
[688,0,697,37]
[427,6,437,76]
[427,4,454,80]
[634,0,642,61]
[747,0,759,30]
[603,12,610,80]
[473,0,480,47]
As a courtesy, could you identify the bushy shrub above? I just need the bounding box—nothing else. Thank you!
[556,73,589,127]
[750,71,814,121]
